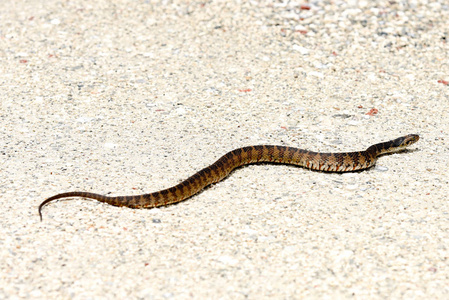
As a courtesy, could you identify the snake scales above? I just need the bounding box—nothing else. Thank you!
[39,134,419,220]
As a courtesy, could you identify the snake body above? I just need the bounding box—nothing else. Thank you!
[39,134,419,220]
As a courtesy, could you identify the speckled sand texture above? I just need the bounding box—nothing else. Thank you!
[1,0,448,298]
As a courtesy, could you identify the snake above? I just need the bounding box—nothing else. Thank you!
[38,134,419,220]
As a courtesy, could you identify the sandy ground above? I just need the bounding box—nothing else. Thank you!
[1,0,448,298]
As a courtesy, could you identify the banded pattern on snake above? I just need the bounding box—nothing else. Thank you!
[39,134,419,220]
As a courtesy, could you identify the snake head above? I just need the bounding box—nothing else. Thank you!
[400,134,419,147]
[368,134,420,156]
[391,134,420,151]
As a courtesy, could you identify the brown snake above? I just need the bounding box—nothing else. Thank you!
[39,134,419,220]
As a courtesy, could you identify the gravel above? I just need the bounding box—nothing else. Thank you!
[1,0,448,298]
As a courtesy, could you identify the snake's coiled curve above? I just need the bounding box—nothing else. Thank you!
[39,134,419,220]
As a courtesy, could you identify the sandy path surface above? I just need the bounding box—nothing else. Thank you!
[1,1,448,298]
